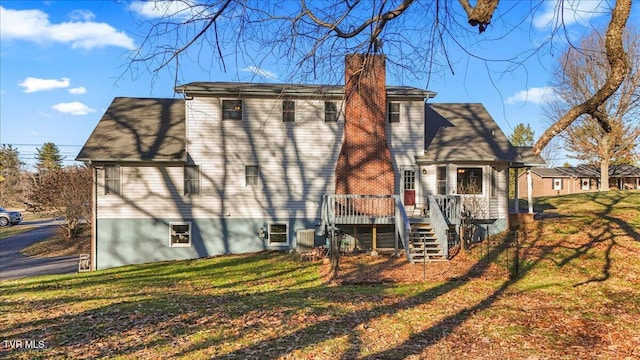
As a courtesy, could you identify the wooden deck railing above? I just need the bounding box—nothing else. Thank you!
[320,194,411,260]
[323,194,396,225]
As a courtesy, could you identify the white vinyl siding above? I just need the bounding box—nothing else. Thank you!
[181,96,344,219]
[96,165,189,219]
[387,100,424,193]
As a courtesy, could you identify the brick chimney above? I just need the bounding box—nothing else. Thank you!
[335,54,395,196]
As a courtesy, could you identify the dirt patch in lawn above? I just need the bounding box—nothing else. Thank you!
[319,250,510,285]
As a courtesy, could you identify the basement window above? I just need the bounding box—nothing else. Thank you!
[170,222,191,247]
[268,222,289,246]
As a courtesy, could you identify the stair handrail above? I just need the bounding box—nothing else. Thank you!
[319,195,335,236]
[394,195,411,261]
[427,195,449,259]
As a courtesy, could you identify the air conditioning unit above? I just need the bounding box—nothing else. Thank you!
[296,229,316,253]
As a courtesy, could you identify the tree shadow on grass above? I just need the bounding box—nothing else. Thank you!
[3,203,636,359]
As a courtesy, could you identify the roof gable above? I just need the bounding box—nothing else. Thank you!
[422,103,518,162]
[77,97,185,162]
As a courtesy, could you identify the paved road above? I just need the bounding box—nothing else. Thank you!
[0,219,79,281]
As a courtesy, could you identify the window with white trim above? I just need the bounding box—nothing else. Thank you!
[170,222,191,247]
[246,165,259,187]
[490,167,497,197]
[268,222,289,246]
[324,101,338,122]
[581,178,590,190]
[457,167,483,194]
[388,102,401,123]
[283,100,295,122]
[184,165,200,195]
[104,165,121,195]
[436,166,447,195]
[552,178,562,190]
[222,99,243,121]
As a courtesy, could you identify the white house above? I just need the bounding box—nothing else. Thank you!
[77,54,540,270]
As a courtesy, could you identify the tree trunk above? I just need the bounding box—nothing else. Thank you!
[330,228,340,278]
[600,135,610,191]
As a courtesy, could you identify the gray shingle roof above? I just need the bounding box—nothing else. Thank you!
[530,167,573,178]
[514,146,547,167]
[175,82,436,99]
[76,97,185,162]
[531,164,640,178]
[421,103,519,162]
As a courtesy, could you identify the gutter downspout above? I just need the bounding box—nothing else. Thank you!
[92,165,97,271]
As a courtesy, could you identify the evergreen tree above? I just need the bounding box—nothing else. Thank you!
[35,142,65,172]
[0,144,25,205]
[509,124,535,147]
[509,123,535,199]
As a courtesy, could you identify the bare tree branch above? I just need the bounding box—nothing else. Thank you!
[155,0,234,72]
[301,0,414,41]
[533,0,632,155]
[458,0,499,33]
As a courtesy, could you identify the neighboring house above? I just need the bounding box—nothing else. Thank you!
[78,54,540,270]
[517,164,640,198]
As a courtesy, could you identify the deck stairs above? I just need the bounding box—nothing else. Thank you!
[408,222,447,263]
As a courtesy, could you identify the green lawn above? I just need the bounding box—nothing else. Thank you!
[1,191,639,359]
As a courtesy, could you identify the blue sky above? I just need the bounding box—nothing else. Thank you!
[0,0,634,169]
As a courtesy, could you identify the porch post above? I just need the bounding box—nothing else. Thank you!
[527,168,534,214]
[371,225,378,256]
[514,168,520,214]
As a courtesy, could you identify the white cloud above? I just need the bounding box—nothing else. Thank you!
[69,86,87,95]
[130,1,209,20]
[68,10,95,22]
[533,0,609,30]
[52,102,95,115]
[506,87,556,105]
[0,6,135,50]
[19,77,70,93]
[242,66,278,80]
